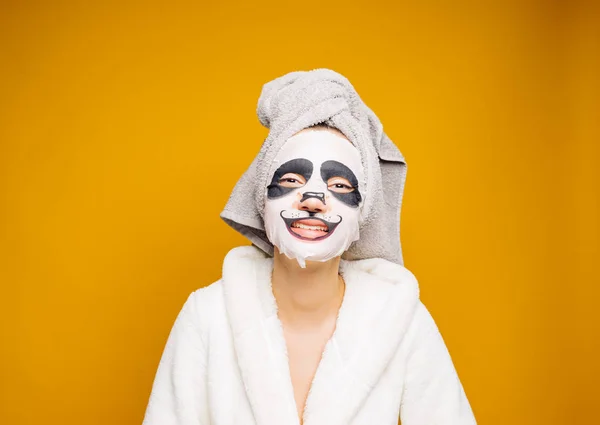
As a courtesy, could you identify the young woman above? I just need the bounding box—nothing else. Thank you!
[142,69,477,425]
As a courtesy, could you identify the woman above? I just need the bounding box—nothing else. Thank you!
[142,69,477,425]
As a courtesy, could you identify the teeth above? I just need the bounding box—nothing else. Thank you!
[292,223,328,232]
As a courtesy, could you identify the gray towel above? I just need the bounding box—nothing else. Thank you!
[220,68,408,265]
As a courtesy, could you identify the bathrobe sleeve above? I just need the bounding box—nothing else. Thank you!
[399,302,477,425]
[142,290,209,425]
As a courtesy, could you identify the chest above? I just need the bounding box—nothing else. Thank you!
[204,307,410,425]
[283,322,337,424]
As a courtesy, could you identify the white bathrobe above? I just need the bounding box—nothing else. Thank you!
[142,246,477,425]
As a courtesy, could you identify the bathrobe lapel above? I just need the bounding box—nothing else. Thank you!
[222,246,420,425]
[222,246,297,425]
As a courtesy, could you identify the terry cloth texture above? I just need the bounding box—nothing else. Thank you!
[220,68,408,265]
[142,246,478,425]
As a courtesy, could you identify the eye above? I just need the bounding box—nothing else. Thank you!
[327,177,355,193]
[278,173,306,188]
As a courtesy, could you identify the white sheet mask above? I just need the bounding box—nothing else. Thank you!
[263,128,365,268]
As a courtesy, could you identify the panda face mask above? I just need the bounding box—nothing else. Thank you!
[263,128,365,268]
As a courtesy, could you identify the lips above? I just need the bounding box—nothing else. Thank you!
[280,213,342,241]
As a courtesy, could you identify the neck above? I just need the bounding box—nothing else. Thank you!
[271,247,345,331]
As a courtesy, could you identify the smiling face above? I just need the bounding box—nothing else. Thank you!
[263,127,364,267]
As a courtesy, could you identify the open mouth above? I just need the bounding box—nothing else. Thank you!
[280,212,342,241]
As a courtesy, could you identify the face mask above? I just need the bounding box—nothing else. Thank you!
[263,128,364,268]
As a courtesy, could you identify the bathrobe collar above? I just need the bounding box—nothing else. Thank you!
[221,245,420,425]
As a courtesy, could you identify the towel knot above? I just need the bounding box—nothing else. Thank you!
[257,69,371,135]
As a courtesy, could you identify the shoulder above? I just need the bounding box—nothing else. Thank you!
[402,300,454,363]
[190,279,226,307]
[181,280,227,334]
[340,257,421,321]
[409,301,444,337]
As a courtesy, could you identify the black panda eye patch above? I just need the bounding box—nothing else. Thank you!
[267,158,313,199]
[320,160,362,207]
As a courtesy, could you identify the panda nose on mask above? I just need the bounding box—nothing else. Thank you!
[298,191,327,213]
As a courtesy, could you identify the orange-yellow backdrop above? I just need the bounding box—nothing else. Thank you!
[1,1,598,424]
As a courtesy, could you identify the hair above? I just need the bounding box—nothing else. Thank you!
[309,121,335,130]
[307,122,352,144]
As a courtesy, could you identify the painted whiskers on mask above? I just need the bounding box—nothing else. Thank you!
[280,210,343,242]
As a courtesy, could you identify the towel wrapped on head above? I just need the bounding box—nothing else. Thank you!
[220,68,408,265]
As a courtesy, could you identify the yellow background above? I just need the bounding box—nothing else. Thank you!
[1,1,598,424]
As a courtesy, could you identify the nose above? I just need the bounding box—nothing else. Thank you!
[298,192,328,213]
